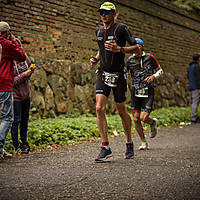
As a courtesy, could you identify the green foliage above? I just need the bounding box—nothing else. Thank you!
[170,0,200,13]
[4,106,199,153]
[150,106,191,126]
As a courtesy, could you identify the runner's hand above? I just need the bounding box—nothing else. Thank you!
[90,56,98,67]
[104,41,119,52]
[144,75,155,83]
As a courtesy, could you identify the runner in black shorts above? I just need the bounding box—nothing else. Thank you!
[96,69,127,103]
[131,87,154,113]
[126,38,163,151]
[90,2,140,161]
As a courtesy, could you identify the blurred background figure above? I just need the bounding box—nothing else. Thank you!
[187,54,200,123]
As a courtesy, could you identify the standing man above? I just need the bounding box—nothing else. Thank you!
[187,54,200,123]
[126,38,163,150]
[0,21,26,159]
[90,2,140,161]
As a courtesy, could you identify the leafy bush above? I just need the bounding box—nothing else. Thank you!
[169,0,200,13]
[4,106,199,153]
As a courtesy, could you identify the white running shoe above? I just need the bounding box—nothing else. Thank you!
[0,148,12,159]
[139,141,148,150]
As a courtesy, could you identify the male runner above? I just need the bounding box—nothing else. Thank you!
[90,2,140,161]
[126,38,163,150]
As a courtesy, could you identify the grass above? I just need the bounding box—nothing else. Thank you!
[4,106,198,153]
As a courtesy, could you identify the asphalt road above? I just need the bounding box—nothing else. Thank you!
[0,123,200,200]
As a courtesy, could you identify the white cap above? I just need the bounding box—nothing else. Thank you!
[0,21,10,33]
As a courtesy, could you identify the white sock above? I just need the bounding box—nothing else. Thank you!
[103,146,110,150]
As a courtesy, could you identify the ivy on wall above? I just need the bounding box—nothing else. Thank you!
[169,0,200,13]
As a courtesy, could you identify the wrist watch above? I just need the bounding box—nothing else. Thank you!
[120,47,124,53]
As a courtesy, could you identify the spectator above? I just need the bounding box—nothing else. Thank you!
[0,21,26,159]
[187,54,200,123]
[11,38,36,154]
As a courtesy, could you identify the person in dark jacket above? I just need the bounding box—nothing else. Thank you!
[187,54,200,123]
[0,21,26,159]
[11,38,36,153]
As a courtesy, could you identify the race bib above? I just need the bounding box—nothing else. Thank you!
[102,71,119,87]
[135,87,148,98]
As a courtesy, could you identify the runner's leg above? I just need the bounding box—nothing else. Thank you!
[116,101,132,142]
[191,90,199,121]
[133,112,145,141]
[140,112,153,125]
[96,94,108,143]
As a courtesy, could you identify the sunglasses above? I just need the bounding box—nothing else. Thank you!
[100,10,113,16]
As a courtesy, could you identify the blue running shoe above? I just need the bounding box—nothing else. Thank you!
[95,146,112,161]
[150,118,158,138]
[125,142,134,159]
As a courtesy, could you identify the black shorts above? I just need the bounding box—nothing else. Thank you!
[96,73,127,103]
[131,87,154,113]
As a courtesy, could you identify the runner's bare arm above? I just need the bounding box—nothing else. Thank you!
[104,41,140,54]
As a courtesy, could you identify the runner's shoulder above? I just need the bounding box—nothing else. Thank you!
[115,23,129,30]
[127,55,136,61]
[96,25,104,31]
[116,22,128,27]
[126,55,137,66]
[96,26,104,35]
[144,53,155,60]
[145,53,152,57]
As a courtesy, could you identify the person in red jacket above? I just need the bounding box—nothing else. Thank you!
[0,21,26,159]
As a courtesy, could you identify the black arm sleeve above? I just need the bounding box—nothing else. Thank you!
[122,25,136,45]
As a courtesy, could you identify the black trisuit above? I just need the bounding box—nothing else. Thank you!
[95,23,136,103]
[125,52,160,113]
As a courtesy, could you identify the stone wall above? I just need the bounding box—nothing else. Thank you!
[0,0,200,117]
